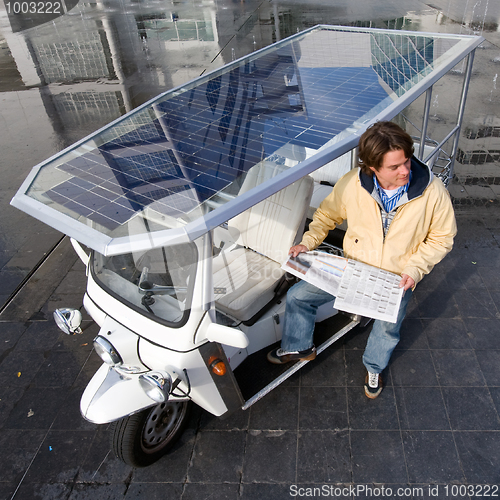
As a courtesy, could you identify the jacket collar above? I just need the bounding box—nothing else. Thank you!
[359,155,432,202]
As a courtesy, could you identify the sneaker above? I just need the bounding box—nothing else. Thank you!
[364,371,383,399]
[267,346,316,365]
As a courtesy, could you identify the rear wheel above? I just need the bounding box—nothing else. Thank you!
[110,400,191,467]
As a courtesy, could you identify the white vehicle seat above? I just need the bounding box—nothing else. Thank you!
[413,142,437,169]
[307,151,353,220]
[213,163,314,322]
[307,129,354,220]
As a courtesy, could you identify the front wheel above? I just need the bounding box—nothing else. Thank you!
[110,400,191,467]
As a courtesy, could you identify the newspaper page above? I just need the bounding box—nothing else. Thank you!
[334,259,404,323]
[282,251,348,297]
[282,252,404,323]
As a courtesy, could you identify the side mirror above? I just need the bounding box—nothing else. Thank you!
[205,323,249,349]
[54,308,83,334]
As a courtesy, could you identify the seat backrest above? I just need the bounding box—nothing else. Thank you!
[309,128,354,185]
[413,142,437,168]
[229,162,314,264]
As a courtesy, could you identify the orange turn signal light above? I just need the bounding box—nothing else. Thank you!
[208,356,226,376]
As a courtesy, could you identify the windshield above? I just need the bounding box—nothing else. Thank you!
[91,241,198,326]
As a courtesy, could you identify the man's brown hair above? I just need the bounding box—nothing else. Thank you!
[357,121,414,176]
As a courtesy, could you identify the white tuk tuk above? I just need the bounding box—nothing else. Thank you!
[11,25,483,466]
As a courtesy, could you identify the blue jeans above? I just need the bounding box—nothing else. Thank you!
[280,280,413,374]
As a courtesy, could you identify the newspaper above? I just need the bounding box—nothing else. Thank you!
[282,251,404,323]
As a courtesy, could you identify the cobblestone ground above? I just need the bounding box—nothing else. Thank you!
[0,210,499,499]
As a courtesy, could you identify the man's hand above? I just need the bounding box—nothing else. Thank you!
[399,273,415,291]
[289,244,309,258]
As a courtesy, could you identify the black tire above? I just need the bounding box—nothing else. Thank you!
[110,400,191,467]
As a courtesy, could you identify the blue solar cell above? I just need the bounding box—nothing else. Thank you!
[15,25,477,253]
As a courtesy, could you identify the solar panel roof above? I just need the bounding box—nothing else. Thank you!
[12,25,483,256]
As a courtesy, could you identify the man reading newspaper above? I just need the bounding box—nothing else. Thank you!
[267,121,456,399]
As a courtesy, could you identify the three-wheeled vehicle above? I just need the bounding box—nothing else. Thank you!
[11,25,483,466]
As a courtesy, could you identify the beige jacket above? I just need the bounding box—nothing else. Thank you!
[300,160,457,286]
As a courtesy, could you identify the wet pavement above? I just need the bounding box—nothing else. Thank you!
[1,0,500,498]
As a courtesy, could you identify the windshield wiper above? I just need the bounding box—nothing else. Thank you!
[138,267,187,296]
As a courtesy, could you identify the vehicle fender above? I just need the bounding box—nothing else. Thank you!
[80,363,157,424]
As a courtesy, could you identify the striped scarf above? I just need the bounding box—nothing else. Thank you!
[373,171,412,213]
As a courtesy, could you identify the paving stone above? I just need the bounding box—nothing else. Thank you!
[0,322,27,355]
[12,482,73,500]
[489,387,500,416]
[0,483,17,500]
[54,270,89,296]
[33,350,92,388]
[0,350,46,389]
[414,287,459,318]
[402,430,464,483]
[0,268,28,296]
[389,350,439,387]
[51,387,99,431]
[5,232,60,271]
[131,428,195,484]
[13,321,61,352]
[68,483,127,500]
[242,430,297,484]
[340,323,371,350]
[182,483,240,500]
[453,289,499,318]
[454,431,500,484]
[475,350,500,386]
[347,386,399,430]
[423,318,471,349]
[464,317,500,349]
[199,406,250,431]
[124,483,184,500]
[21,430,95,483]
[239,483,293,499]
[431,349,487,386]
[0,385,28,429]
[477,266,500,290]
[394,387,450,431]
[77,427,132,483]
[394,317,429,350]
[441,387,500,430]
[248,385,298,431]
[296,430,351,483]
[0,429,46,483]
[4,387,70,430]
[300,345,346,386]
[350,430,407,484]
[299,386,348,431]
[187,430,246,483]
[344,348,368,387]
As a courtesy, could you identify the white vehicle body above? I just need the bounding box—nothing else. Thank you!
[11,25,483,466]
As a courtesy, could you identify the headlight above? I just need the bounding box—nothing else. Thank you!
[53,308,83,335]
[139,371,172,403]
[93,336,123,366]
